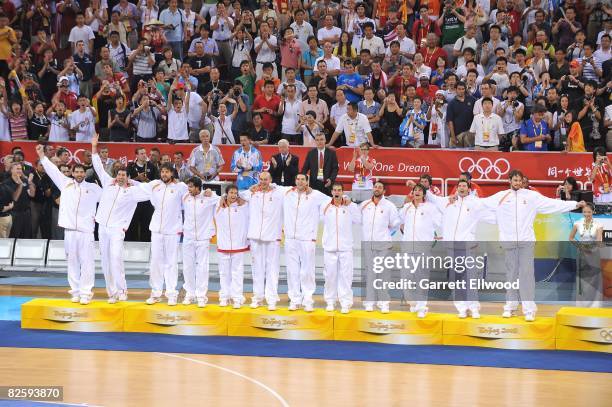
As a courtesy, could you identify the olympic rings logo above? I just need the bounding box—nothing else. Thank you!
[600,329,612,343]
[458,157,511,180]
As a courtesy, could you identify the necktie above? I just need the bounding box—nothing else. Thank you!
[318,151,324,170]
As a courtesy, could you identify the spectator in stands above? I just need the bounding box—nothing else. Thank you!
[520,104,552,151]
[270,138,299,186]
[188,130,225,182]
[3,162,35,238]
[231,133,262,190]
[556,177,579,201]
[446,81,476,148]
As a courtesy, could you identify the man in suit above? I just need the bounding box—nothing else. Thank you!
[269,139,299,186]
[301,133,339,195]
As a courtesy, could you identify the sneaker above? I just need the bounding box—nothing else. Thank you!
[417,310,427,318]
[197,298,207,308]
[79,296,90,305]
[117,292,128,301]
[267,303,277,311]
[250,300,260,309]
[364,304,374,312]
[167,296,177,306]
[304,304,314,312]
[458,310,468,319]
[470,309,481,319]
[502,310,513,318]
[340,307,350,314]
[107,297,117,304]
[380,304,390,314]
[288,303,298,311]
[146,297,160,305]
[70,296,80,303]
[325,303,334,312]
[182,296,194,306]
[233,300,242,309]
[219,299,228,307]
[409,306,417,313]
[525,312,536,322]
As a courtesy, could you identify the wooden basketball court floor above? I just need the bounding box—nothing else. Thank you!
[1,286,611,407]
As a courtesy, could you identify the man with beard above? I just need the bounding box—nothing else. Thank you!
[126,147,158,242]
[37,144,102,305]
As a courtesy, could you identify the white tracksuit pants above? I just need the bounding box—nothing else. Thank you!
[149,232,180,299]
[450,246,480,314]
[250,240,281,304]
[363,246,391,309]
[182,239,210,301]
[504,243,537,314]
[323,250,354,308]
[64,230,95,298]
[218,252,245,303]
[285,238,316,307]
[98,225,127,299]
[401,257,429,313]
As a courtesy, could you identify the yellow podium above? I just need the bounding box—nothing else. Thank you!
[555,307,612,353]
[443,315,556,350]
[123,304,229,336]
[333,311,445,345]
[21,299,128,332]
[228,308,334,340]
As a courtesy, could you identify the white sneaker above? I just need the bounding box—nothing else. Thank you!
[197,298,207,308]
[458,310,468,319]
[71,296,80,303]
[219,299,228,307]
[79,296,90,305]
[525,312,536,322]
[470,309,481,319]
[233,300,242,309]
[250,300,260,309]
[365,304,374,312]
[304,304,314,312]
[409,306,417,313]
[107,297,117,304]
[417,310,427,318]
[340,307,350,314]
[380,304,390,314]
[267,303,277,311]
[145,297,160,305]
[502,310,513,318]
[117,292,128,301]
[288,303,298,311]
[167,296,177,306]
[325,303,334,312]
[182,296,194,305]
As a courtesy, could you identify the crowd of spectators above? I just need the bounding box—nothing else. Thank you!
[0,0,609,151]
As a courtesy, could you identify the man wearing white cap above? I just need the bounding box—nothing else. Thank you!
[36,144,102,305]
[139,163,188,306]
[283,173,329,311]
[91,134,147,304]
[181,177,218,307]
[427,90,448,147]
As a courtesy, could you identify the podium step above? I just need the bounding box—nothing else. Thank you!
[228,308,334,340]
[21,298,128,332]
[555,307,612,353]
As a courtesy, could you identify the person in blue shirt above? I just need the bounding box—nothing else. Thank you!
[519,104,552,151]
[336,59,364,104]
[231,133,263,190]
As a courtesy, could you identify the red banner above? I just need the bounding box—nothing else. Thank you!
[1,141,596,197]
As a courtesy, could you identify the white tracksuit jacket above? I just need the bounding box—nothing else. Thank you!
[182,192,219,241]
[400,201,442,241]
[283,188,329,241]
[41,156,102,233]
[321,199,361,252]
[360,196,401,242]
[139,180,188,235]
[240,187,287,242]
[427,194,496,241]
[214,200,250,252]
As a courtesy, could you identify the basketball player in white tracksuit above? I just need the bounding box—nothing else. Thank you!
[91,135,147,304]
[239,172,288,310]
[283,174,329,312]
[361,181,401,314]
[181,177,218,307]
[139,164,188,306]
[321,183,361,313]
[479,170,585,321]
[36,145,102,305]
[400,183,442,318]
[427,180,496,319]
[214,184,250,308]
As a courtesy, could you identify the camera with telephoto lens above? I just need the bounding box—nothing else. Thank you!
[212,89,222,109]
[512,100,519,108]
[233,87,241,98]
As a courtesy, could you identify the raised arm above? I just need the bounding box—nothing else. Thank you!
[36,145,69,189]
[91,133,113,186]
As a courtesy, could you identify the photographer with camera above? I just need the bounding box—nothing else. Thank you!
[556,177,579,201]
[558,60,586,110]
[497,86,524,152]
[578,43,603,82]
[426,90,448,147]
[438,0,466,67]
[2,162,35,238]
[159,0,185,61]
[127,37,155,99]
[577,80,605,150]
[131,93,163,142]
[589,147,612,204]
[202,67,231,117]
[227,80,249,138]
[166,79,191,143]
[210,97,239,145]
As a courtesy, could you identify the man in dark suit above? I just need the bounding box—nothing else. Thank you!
[301,133,339,195]
[269,139,299,186]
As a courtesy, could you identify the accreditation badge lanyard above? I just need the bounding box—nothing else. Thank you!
[317,150,324,180]
[241,149,252,177]
[533,122,543,149]
[482,116,490,143]
[203,147,212,173]
[599,163,611,193]
[348,117,357,144]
